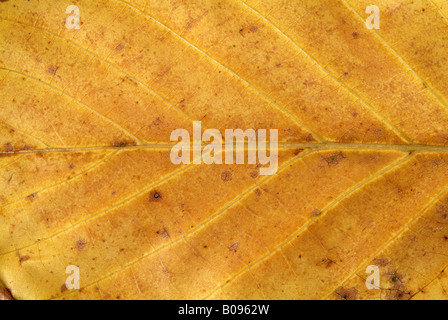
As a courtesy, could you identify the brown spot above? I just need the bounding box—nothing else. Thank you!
[320,257,336,268]
[293,148,304,155]
[0,286,14,300]
[47,65,59,75]
[305,134,316,142]
[115,43,125,51]
[19,255,30,264]
[438,204,448,220]
[255,189,262,197]
[311,209,321,217]
[21,145,31,151]
[152,117,162,126]
[112,140,130,148]
[250,25,258,32]
[373,257,390,267]
[336,287,358,300]
[249,171,258,179]
[68,163,75,170]
[27,193,37,201]
[386,287,411,300]
[149,190,162,202]
[352,31,360,39]
[4,142,14,152]
[221,171,232,182]
[61,284,68,293]
[156,228,170,238]
[76,238,87,252]
[229,242,239,252]
[322,152,346,166]
[385,272,411,300]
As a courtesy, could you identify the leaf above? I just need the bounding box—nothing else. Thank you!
[1,0,448,300]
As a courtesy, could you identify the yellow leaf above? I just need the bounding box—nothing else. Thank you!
[1,0,448,300]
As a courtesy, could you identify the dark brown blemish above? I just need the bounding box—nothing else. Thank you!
[4,142,14,152]
[0,0,10,2]
[21,145,31,151]
[249,25,258,33]
[255,189,262,197]
[115,43,125,51]
[48,65,59,75]
[112,140,132,148]
[149,190,162,202]
[385,272,411,300]
[305,134,316,142]
[156,228,170,238]
[221,171,232,182]
[373,257,390,267]
[438,204,448,220]
[311,209,321,217]
[68,163,75,170]
[322,152,346,166]
[76,238,87,252]
[152,117,162,126]
[352,31,360,39]
[320,257,336,268]
[229,242,239,252]
[386,287,411,300]
[293,148,304,156]
[336,287,358,300]
[61,284,68,293]
[249,171,258,179]
[27,193,37,201]
[19,255,30,264]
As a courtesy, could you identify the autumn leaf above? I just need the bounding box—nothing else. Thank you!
[1,0,448,300]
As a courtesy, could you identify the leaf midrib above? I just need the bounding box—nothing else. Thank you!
[3,142,448,155]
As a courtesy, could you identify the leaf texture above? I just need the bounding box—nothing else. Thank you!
[1,0,448,300]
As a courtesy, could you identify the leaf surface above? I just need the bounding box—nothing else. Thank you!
[1,0,448,300]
